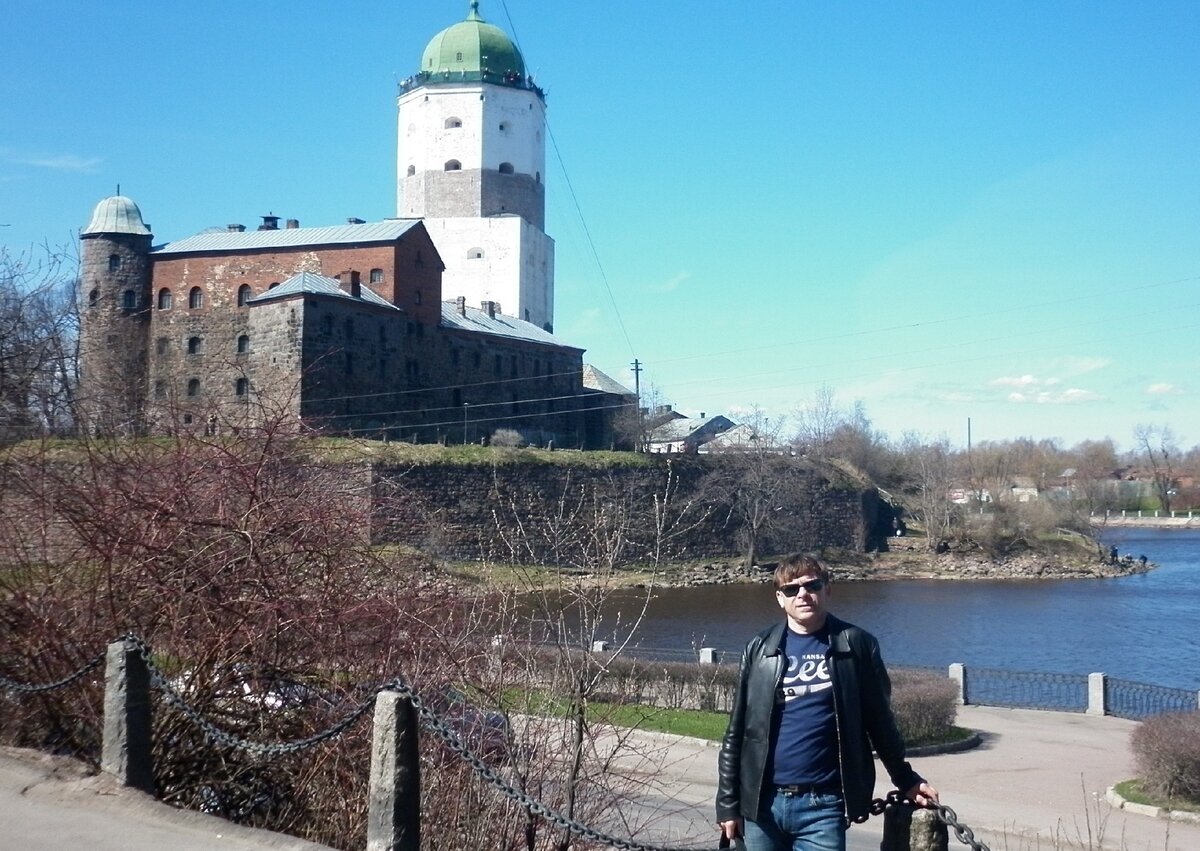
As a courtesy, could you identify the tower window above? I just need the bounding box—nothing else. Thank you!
[268,281,280,290]
[122,290,137,310]
[187,378,200,397]
[406,164,416,176]
[157,288,173,310]
[88,289,99,307]
[499,122,509,132]
[155,337,168,355]
[237,284,252,306]
[235,378,248,397]
[108,254,121,271]
[467,248,484,259]
[445,117,462,129]
[237,334,250,354]
[188,287,204,309]
[370,268,384,284]
[187,336,203,355]
[154,381,166,399]
[498,162,514,175]
[444,159,462,171]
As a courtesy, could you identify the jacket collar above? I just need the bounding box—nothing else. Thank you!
[769,613,853,654]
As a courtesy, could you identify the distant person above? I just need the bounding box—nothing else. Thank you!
[716,552,938,850]
[1139,554,1148,567]
[1109,545,1119,565]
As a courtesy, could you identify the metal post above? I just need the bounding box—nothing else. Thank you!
[368,690,421,851]
[880,804,948,851]
[101,639,155,794]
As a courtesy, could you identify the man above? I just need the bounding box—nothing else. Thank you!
[716,553,938,850]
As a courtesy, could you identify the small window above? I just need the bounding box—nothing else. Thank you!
[108,254,121,271]
[494,354,501,376]
[154,381,166,399]
[499,122,509,132]
[406,164,416,176]
[467,248,484,259]
[122,290,137,310]
[88,289,99,307]
[498,162,514,175]
[187,378,200,397]
[157,288,172,310]
[183,413,194,425]
[444,159,462,171]
[188,287,203,309]
[445,116,462,129]
[370,268,384,284]
[237,284,252,306]
[237,334,250,354]
[235,378,248,397]
[187,336,202,355]
[155,337,168,355]
[268,281,280,290]
[322,315,334,335]
[345,318,356,339]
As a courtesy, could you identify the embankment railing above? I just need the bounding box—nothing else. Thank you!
[0,636,987,851]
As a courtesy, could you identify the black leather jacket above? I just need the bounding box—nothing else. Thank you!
[716,614,922,825]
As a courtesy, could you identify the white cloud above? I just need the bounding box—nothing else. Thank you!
[1145,382,1183,396]
[655,270,691,293]
[4,151,102,173]
[1007,387,1103,404]
[991,374,1040,388]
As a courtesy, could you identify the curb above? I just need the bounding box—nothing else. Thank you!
[906,731,982,758]
[1105,785,1200,825]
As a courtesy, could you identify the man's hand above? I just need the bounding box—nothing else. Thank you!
[904,780,940,807]
[718,818,743,841]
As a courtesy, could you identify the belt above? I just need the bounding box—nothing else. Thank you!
[774,782,840,797]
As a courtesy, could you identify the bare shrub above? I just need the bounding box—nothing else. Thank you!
[889,669,958,745]
[491,428,525,448]
[1131,710,1200,801]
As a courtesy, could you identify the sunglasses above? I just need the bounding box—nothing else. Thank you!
[778,579,826,597]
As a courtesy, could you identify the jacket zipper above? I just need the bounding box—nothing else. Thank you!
[828,644,850,824]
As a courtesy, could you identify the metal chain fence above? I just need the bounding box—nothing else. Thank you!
[2,635,992,851]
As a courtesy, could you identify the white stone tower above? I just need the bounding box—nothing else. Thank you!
[397,1,555,331]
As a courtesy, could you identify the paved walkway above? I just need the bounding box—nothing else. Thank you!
[5,705,1200,850]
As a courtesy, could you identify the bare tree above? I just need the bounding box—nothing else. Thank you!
[1134,423,1178,512]
[0,245,80,442]
[791,383,841,457]
[901,433,957,550]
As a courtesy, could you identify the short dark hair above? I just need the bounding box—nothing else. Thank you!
[774,552,831,588]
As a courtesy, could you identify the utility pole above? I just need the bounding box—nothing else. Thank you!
[630,359,644,452]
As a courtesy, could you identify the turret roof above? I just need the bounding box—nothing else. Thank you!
[83,195,151,236]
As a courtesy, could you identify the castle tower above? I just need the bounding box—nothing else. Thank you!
[398,1,555,331]
[78,195,153,433]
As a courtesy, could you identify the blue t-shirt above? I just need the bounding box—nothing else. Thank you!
[769,626,840,787]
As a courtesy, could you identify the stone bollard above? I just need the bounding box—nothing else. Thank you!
[948,663,966,705]
[591,640,609,653]
[368,690,421,851]
[100,639,155,794]
[699,647,717,665]
[880,804,948,851]
[1087,672,1107,716]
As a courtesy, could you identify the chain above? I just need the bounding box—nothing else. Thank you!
[861,791,991,851]
[0,652,105,695]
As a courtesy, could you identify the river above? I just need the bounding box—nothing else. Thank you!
[587,527,1200,691]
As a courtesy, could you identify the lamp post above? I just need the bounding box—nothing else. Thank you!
[462,402,469,445]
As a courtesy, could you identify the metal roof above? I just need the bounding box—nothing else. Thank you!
[82,195,151,236]
[152,220,422,255]
[582,364,635,396]
[249,271,399,310]
[440,302,581,349]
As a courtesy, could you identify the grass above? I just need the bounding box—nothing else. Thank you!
[1113,779,1200,814]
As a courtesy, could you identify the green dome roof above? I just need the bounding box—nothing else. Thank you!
[421,1,525,79]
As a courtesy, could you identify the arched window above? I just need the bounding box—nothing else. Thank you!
[108,254,121,271]
[406,164,416,176]
[88,289,99,307]
[455,52,463,62]
[268,281,280,290]
[154,381,166,399]
[467,248,484,259]
[157,288,172,310]
[188,287,203,309]
[444,116,462,129]
[237,284,252,306]
[237,334,250,354]
[370,268,384,284]
[498,162,514,175]
[235,378,248,397]
[122,290,137,309]
[187,336,202,355]
[187,378,200,397]
[444,159,462,171]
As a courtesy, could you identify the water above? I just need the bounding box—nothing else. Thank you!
[588,527,1200,691]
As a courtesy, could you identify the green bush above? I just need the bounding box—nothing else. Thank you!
[890,668,959,745]
[1131,711,1200,802]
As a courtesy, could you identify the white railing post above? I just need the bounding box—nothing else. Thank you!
[949,663,966,705]
[1087,672,1107,716]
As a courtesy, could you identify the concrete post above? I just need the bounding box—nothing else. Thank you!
[880,804,948,851]
[699,647,717,665]
[100,639,155,794]
[367,690,421,851]
[591,640,609,653]
[1087,672,1107,716]
[948,663,966,705]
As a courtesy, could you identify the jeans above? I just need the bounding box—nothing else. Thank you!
[742,788,845,851]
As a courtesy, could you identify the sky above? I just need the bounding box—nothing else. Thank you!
[3,1,1198,451]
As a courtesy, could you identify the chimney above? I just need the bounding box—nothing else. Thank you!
[700,412,706,419]
[482,300,496,318]
[258,214,280,231]
[285,218,300,229]
[349,271,361,298]
[456,295,467,316]
[227,223,246,232]
[346,216,365,225]
[493,302,502,316]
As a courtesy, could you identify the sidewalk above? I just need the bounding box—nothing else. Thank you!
[6,705,1200,850]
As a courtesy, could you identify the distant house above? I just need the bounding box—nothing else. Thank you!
[580,364,637,449]
[698,423,784,454]
[647,414,735,454]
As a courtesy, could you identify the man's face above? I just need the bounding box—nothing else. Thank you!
[776,573,830,633]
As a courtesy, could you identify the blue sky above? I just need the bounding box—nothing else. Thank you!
[3,1,1198,450]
